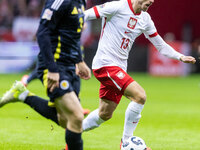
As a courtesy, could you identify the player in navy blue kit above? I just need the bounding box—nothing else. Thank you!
[0,0,91,150]
[20,50,90,116]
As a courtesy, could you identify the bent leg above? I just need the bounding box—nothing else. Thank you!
[83,98,118,131]
[0,80,59,124]
[55,91,84,132]
[122,81,147,142]
[124,81,146,104]
[55,91,84,150]
[99,99,118,121]
[25,96,59,124]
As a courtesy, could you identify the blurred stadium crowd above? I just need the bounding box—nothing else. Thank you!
[0,0,43,41]
[0,0,199,73]
[0,0,111,42]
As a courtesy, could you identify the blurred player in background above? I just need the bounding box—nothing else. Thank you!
[21,69,37,87]
[0,0,91,150]
[82,0,196,149]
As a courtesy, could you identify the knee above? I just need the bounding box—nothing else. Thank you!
[99,111,112,121]
[57,114,67,128]
[68,112,84,132]
[57,112,84,129]
[139,92,147,104]
[134,92,147,105]
[73,113,84,127]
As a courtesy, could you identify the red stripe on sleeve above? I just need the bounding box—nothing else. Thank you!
[93,6,100,19]
[149,32,158,38]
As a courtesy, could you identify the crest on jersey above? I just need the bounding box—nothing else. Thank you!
[127,17,137,29]
[60,80,69,90]
[71,7,78,14]
[116,71,125,79]
[42,9,53,20]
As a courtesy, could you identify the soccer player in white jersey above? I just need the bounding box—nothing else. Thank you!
[82,0,196,149]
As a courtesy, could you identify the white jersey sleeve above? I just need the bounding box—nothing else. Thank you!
[84,1,121,21]
[148,35,184,60]
[143,13,157,37]
[143,13,183,60]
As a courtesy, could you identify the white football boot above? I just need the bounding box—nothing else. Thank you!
[0,81,29,107]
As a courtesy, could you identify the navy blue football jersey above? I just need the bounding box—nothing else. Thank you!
[37,0,86,72]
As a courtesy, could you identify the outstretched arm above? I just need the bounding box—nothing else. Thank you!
[148,35,196,64]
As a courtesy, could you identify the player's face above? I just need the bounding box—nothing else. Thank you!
[138,0,154,12]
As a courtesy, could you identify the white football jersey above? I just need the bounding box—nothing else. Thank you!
[84,0,182,71]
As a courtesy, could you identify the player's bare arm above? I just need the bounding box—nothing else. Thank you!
[76,61,91,80]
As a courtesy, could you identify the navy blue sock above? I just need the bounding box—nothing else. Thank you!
[65,129,83,150]
[24,96,58,124]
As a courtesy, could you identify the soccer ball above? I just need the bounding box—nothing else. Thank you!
[121,136,147,150]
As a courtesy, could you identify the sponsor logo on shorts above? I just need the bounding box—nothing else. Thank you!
[60,80,69,90]
[116,71,125,79]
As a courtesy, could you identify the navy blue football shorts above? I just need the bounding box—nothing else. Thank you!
[37,64,80,103]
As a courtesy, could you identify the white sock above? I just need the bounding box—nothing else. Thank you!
[19,90,29,101]
[82,109,105,131]
[122,101,144,142]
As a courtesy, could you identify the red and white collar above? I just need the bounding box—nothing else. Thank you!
[127,0,141,15]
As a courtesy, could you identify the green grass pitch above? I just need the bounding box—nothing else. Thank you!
[0,73,200,150]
